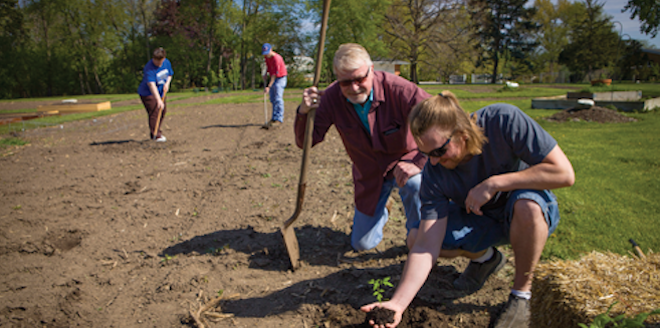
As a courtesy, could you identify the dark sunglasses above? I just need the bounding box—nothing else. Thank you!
[420,134,453,157]
[338,67,371,87]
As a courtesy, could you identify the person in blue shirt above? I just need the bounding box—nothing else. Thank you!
[138,47,173,142]
[362,92,575,328]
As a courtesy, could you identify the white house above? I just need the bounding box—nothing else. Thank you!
[290,56,315,82]
[373,59,409,76]
[262,55,315,82]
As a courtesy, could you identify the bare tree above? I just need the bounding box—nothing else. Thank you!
[382,0,465,83]
[421,5,476,82]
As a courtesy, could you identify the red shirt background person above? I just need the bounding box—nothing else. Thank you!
[262,43,288,128]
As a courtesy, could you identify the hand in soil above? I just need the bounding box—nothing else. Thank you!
[361,303,400,328]
[366,306,395,325]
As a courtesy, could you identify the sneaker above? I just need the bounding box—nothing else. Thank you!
[269,120,282,128]
[155,135,167,142]
[453,247,506,293]
[494,294,530,328]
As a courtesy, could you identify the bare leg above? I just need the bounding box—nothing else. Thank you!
[509,199,548,292]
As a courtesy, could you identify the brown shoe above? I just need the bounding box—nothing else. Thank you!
[269,120,282,128]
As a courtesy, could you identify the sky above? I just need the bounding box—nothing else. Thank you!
[532,0,659,48]
[601,0,659,48]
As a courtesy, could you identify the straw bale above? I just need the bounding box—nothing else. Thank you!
[531,251,660,328]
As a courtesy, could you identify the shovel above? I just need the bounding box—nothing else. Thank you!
[280,0,331,270]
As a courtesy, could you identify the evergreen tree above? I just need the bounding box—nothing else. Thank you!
[469,0,539,83]
[558,0,618,81]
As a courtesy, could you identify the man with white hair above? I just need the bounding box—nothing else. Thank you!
[294,43,431,251]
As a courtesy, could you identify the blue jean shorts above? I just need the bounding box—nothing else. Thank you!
[437,189,560,253]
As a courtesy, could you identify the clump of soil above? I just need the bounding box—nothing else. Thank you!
[544,106,637,123]
[365,306,395,325]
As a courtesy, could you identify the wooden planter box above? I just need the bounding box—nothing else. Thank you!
[37,101,111,114]
[590,79,612,86]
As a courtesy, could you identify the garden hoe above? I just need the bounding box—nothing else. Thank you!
[263,92,269,128]
[262,76,270,129]
[153,95,165,140]
[280,0,331,270]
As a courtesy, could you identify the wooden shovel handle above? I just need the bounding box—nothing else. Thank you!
[284,0,331,227]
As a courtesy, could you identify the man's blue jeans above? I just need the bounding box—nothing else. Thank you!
[269,76,287,122]
[351,174,422,251]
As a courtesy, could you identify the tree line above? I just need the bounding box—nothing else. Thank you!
[0,0,658,99]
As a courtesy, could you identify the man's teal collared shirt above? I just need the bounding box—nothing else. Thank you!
[349,89,373,131]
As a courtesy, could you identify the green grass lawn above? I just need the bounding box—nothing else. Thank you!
[2,83,659,260]
[539,110,660,260]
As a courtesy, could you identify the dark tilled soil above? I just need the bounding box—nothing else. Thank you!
[544,106,638,123]
[1,97,515,328]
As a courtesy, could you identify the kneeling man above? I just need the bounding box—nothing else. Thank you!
[362,91,575,328]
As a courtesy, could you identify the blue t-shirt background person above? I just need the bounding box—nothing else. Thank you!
[138,47,173,142]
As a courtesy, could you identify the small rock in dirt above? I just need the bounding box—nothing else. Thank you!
[20,243,38,254]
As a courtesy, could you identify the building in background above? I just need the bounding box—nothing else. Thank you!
[373,59,409,76]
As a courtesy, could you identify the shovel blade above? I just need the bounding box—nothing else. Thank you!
[280,225,300,270]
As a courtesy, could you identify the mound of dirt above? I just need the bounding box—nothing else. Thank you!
[544,106,637,123]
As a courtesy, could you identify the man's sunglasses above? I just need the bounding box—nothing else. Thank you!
[338,67,371,87]
[420,134,452,157]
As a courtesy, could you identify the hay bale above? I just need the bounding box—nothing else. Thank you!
[531,251,660,328]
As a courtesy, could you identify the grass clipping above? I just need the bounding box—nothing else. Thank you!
[531,251,660,327]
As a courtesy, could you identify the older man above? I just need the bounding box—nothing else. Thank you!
[295,43,431,251]
[361,92,575,328]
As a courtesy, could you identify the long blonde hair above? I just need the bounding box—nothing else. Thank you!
[409,91,487,156]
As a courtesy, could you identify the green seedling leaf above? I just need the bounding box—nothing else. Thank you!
[368,276,393,303]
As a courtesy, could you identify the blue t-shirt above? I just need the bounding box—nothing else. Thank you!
[137,58,173,97]
[420,103,558,221]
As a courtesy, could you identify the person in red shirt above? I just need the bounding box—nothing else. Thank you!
[262,43,288,129]
[295,43,431,252]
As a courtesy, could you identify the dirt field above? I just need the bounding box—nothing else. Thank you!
[0,96,520,328]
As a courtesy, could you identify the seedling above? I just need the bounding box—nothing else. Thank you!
[579,302,660,328]
[217,289,224,297]
[161,254,176,263]
[368,277,393,303]
[206,243,230,255]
